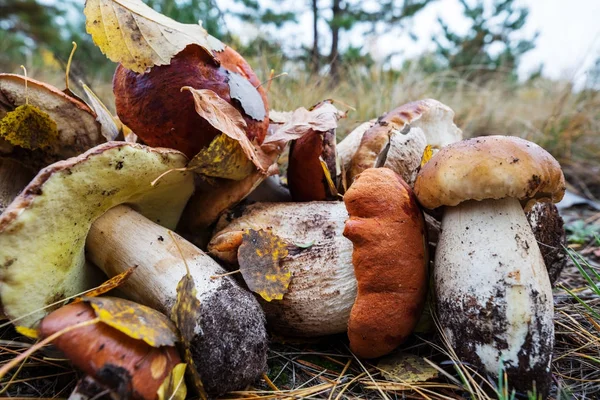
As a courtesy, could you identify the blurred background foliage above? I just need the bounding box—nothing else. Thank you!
[1,0,599,173]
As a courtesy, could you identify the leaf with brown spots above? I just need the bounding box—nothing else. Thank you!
[73,266,137,303]
[377,352,439,383]
[263,102,345,145]
[157,363,187,400]
[84,0,224,73]
[84,296,178,348]
[171,274,201,345]
[188,134,255,180]
[0,104,59,150]
[238,229,291,302]
[184,87,269,173]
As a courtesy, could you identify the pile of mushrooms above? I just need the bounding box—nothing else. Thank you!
[0,7,568,400]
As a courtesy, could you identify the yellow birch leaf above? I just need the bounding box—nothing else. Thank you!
[157,363,187,400]
[188,133,255,180]
[238,229,291,302]
[73,266,137,303]
[85,296,178,347]
[15,326,39,339]
[0,104,59,150]
[377,353,439,383]
[84,0,224,74]
[420,145,433,166]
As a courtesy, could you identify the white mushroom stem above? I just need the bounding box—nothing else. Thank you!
[86,205,267,395]
[435,197,553,393]
[209,202,356,337]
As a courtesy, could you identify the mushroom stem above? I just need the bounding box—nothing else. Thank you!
[86,205,268,396]
[435,197,553,396]
[0,157,35,213]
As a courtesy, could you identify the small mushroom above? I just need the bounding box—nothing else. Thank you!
[209,168,428,360]
[347,99,462,185]
[39,298,182,400]
[413,135,565,397]
[0,142,268,395]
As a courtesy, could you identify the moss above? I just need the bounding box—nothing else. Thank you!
[0,104,59,150]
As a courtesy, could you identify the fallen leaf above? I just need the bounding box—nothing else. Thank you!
[420,144,433,166]
[171,274,201,345]
[238,229,291,302]
[73,266,137,303]
[188,133,255,180]
[377,353,439,383]
[0,104,59,150]
[264,102,345,145]
[227,71,266,121]
[85,296,178,348]
[183,86,269,173]
[15,326,39,339]
[157,363,187,400]
[82,83,120,141]
[84,0,224,73]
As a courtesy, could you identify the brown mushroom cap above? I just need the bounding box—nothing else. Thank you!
[414,136,566,209]
[343,168,428,358]
[0,73,104,166]
[39,300,181,400]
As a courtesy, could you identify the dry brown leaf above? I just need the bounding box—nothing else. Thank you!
[264,102,345,144]
[183,86,269,173]
[84,0,224,74]
[82,83,120,141]
[377,352,439,383]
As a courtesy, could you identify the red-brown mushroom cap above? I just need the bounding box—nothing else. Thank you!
[39,300,181,400]
[343,167,428,358]
[113,45,269,158]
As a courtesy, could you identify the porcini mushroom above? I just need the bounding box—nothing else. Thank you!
[0,142,268,395]
[413,135,565,397]
[209,168,428,359]
[39,298,182,400]
[346,99,462,185]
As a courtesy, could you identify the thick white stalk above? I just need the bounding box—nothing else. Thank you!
[435,198,553,396]
[86,205,267,396]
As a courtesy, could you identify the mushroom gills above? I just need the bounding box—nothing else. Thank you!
[435,197,553,395]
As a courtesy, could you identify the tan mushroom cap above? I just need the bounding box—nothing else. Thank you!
[0,74,104,165]
[0,142,193,327]
[414,136,566,209]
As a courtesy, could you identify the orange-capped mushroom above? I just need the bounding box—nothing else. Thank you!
[343,168,428,358]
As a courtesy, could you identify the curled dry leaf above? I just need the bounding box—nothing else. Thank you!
[184,87,269,173]
[0,104,59,149]
[82,83,120,141]
[377,353,439,383]
[84,0,224,73]
[238,229,292,302]
[85,296,179,347]
[264,102,345,145]
[73,266,137,303]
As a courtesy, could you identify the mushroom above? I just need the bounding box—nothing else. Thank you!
[113,45,268,158]
[209,168,428,360]
[413,135,565,397]
[0,142,268,395]
[39,298,182,400]
[347,99,462,185]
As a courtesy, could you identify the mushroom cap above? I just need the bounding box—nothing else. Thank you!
[343,168,428,358]
[348,99,462,183]
[39,300,181,400]
[0,74,104,166]
[0,142,194,327]
[414,135,566,209]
